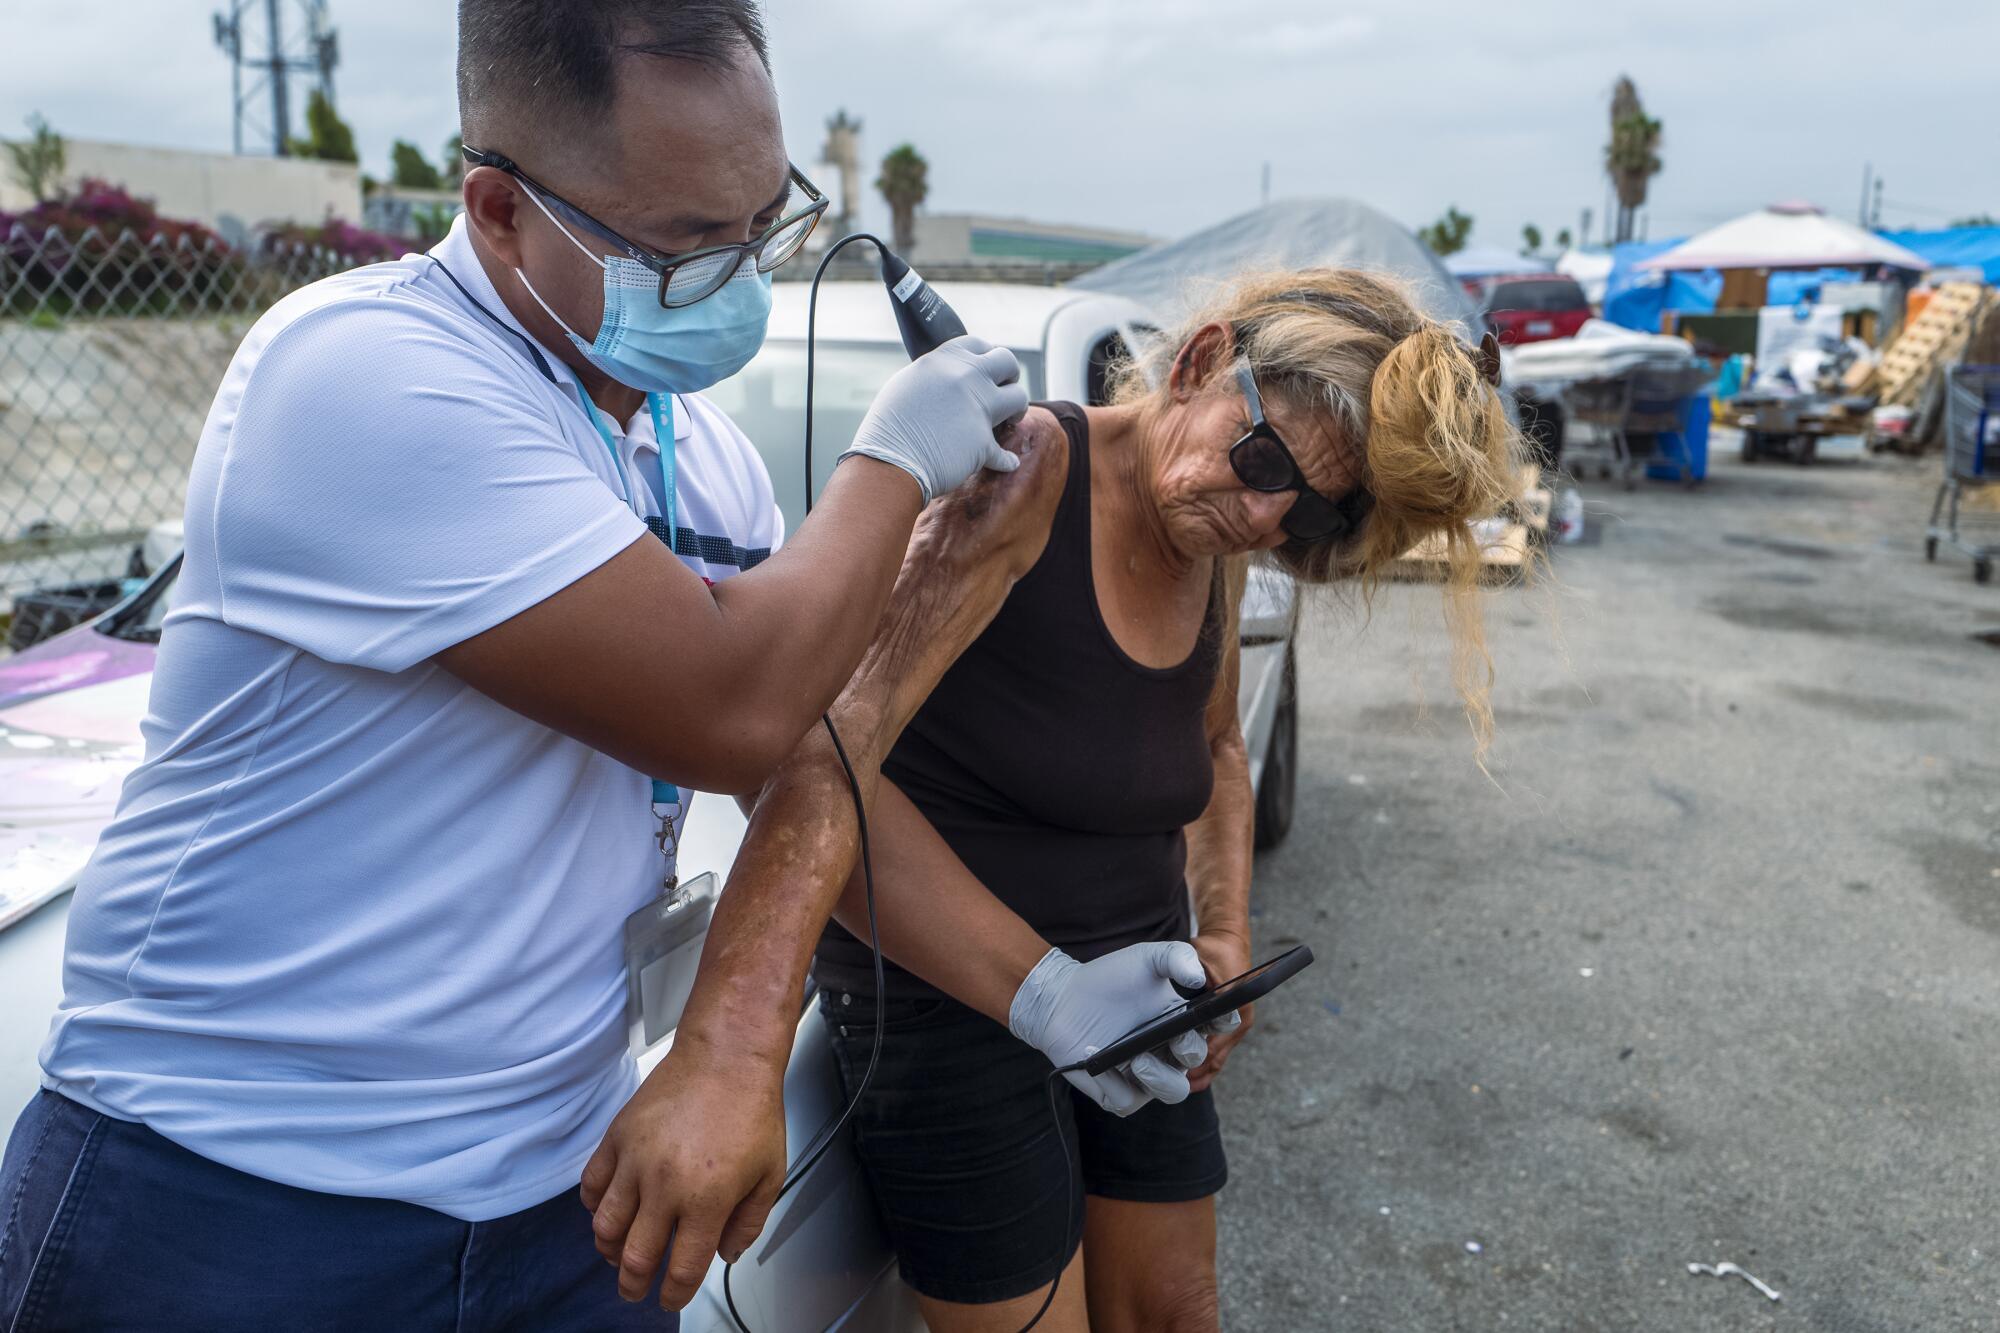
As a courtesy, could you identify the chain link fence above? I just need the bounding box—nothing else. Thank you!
[0,224,1098,633]
[0,224,355,618]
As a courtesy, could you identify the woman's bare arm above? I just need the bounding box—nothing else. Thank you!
[826,780,1054,1023]
[1182,566,1257,1090]
[684,414,1068,1052]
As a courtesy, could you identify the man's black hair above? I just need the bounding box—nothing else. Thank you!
[458,0,769,147]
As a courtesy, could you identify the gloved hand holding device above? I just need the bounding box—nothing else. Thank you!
[1008,941,1214,1117]
[840,335,1027,504]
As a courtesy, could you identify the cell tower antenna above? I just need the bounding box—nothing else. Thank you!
[213,1,341,157]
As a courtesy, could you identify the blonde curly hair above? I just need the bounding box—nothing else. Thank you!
[1111,267,1524,751]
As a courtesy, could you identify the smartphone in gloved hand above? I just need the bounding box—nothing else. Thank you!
[1078,945,1313,1077]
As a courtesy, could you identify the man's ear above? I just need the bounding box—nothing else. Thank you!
[1167,322,1233,402]
[461,167,526,268]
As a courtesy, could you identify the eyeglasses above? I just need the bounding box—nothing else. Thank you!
[1228,365,1372,545]
[461,146,828,308]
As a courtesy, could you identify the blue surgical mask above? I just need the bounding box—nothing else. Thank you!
[516,188,772,395]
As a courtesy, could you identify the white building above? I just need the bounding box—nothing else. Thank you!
[908,213,1155,267]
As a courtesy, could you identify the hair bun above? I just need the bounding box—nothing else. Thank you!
[1366,325,1512,523]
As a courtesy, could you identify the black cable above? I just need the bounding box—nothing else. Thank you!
[803,232,889,518]
[725,242,1070,1333]
[1024,1069,1077,1332]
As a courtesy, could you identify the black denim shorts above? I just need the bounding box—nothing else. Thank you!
[820,989,1228,1306]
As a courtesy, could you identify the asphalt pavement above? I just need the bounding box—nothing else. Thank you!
[1215,432,2000,1332]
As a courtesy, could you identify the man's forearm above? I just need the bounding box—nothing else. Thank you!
[698,458,924,785]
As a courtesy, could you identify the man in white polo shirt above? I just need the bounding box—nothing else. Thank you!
[0,3,1035,1328]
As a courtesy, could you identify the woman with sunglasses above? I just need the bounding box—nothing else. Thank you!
[808,267,1522,1332]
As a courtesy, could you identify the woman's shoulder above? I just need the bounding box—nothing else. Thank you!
[1031,401,1092,488]
[1037,400,1087,428]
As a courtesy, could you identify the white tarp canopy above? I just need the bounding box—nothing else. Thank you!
[1070,197,1481,338]
[1556,248,1615,305]
[1443,245,1552,278]
[1639,202,1930,272]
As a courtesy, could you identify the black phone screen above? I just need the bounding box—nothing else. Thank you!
[1077,944,1313,1077]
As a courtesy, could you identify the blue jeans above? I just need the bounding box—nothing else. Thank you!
[0,1090,677,1332]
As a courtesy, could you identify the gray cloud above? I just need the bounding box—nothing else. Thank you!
[4,1,1994,250]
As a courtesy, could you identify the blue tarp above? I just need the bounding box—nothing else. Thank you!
[1600,228,1998,333]
[1876,226,2000,283]
[1601,239,1720,332]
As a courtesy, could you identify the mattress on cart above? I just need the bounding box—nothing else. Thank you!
[1504,319,1703,392]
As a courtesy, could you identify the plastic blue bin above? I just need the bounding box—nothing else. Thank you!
[1646,395,1711,482]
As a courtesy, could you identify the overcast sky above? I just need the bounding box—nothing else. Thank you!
[5,0,1995,249]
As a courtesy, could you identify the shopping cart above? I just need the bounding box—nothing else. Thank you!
[1924,365,2000,584]
[1563,367,1709,489]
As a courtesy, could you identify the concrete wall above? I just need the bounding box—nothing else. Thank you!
[0,138,362,242]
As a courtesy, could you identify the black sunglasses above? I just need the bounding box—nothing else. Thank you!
[1228,365,1371,545]
[461,147,829,309]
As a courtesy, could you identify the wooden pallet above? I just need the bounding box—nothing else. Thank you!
[1876,282,1992,407]
[1389,520,1530,583]
[1390,465,1545,580]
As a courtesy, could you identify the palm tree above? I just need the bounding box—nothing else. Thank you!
[876,144,928,256]
[1417,205,1473,257]
[1604,76,1662,244]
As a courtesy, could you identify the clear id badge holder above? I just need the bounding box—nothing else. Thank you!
[623,871,718,1055]
[623,785,720,1056]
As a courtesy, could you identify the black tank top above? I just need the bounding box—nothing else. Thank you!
[813,402,1222,997]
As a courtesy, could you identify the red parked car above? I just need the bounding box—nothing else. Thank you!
[1477,274,1592,345]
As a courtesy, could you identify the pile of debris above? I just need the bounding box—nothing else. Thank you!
[1858,282,2000,452]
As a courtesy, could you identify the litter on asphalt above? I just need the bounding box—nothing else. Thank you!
[1686,1261,1782,1302]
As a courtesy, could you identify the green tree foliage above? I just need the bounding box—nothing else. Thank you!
[875,143,929,256]
[288,90,358,163]
[390,139,442,190]
[409,203,457,243]
[1555,227,1573,251]
[1521,223,1543,256]
[1949,213,1996,228]
[1604,76,1663,244]
[6,113,68,204]
[442,134,466,187]
[1418,205,1473,257]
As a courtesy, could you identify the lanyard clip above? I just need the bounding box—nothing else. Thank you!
[651,779,685,867]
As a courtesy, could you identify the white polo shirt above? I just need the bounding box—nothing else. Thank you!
[39,216,783,1221]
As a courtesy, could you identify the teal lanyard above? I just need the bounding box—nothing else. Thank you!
[574,386,675,548]
[575,386,681,809]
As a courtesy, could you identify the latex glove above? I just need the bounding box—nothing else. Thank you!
[839,335,1028,504]
[1008,943,1212,1118]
